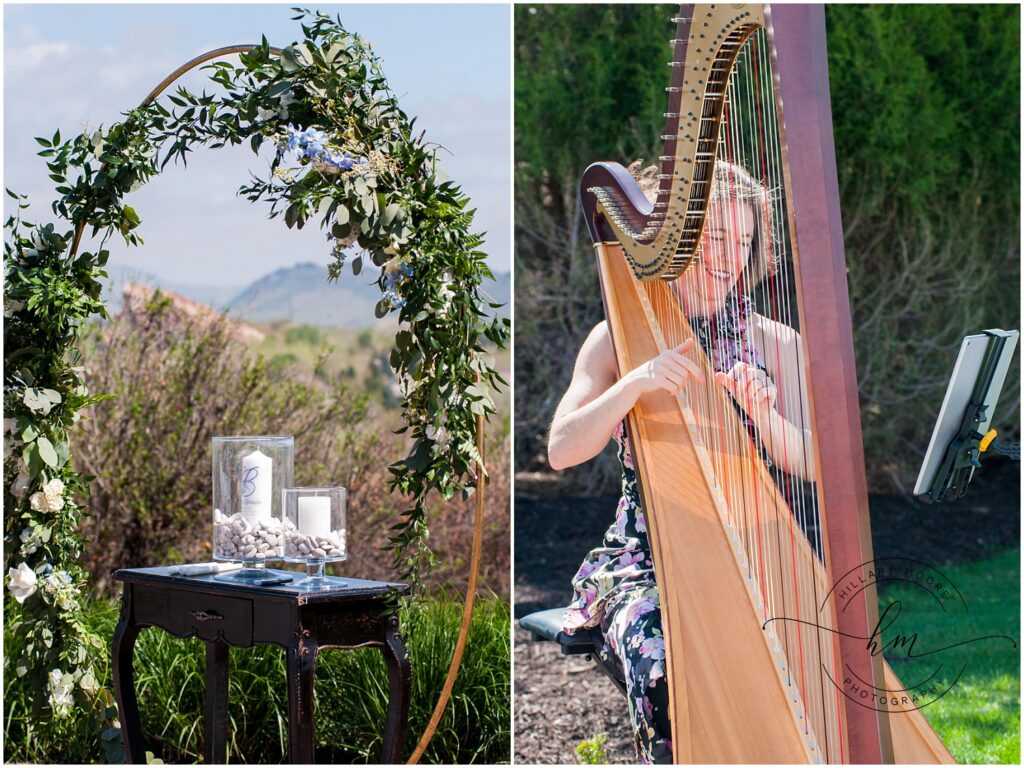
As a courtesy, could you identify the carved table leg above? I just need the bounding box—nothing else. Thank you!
[381,617,412,763]
[204,640,230,764]
[286,633,320,763]
[112,593,146,764]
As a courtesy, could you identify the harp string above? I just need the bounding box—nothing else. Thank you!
[741,32,813,742]
[759,29,845,761]
[752,30,834,758]
[640,23,848,762]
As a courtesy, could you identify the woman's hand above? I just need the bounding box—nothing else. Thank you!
[715,361,777,417]
[624,338,706,396]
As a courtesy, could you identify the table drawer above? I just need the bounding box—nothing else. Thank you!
[133,586,254,645]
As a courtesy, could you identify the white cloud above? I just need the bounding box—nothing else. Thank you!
[5,41,74,75]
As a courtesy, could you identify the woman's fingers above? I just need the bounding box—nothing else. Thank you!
[717,362,776,411]
[675,354,705,384]
[665,346,705,384]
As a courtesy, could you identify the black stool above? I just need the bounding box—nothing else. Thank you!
[518,607,626,695]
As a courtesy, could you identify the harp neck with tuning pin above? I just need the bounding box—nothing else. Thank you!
[580,5,955,763]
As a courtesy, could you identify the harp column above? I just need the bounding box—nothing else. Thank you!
[769,4,895,763]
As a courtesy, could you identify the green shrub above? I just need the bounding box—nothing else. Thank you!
[270,351,300,369]
[356,328,375,349]
[575,733,608,765]
[3,594,510,764]
[3,599,122,763]
[284,324,326,346]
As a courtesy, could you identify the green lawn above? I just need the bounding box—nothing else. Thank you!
[880,549,1020,763]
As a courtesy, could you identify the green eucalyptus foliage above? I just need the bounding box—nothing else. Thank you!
[4,6,507,736]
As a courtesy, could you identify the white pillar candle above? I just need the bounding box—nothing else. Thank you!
[240,449,273,522]
[297,496,332,538]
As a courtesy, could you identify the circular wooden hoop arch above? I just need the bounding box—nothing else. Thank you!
[72,44,486,763]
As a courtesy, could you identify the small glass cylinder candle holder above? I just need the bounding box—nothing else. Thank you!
[282,487,347,590]
[212,436,294,584]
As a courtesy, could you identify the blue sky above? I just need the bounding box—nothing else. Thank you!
[3,3,511,287]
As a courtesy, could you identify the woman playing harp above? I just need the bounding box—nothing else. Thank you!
[549,159,812,764]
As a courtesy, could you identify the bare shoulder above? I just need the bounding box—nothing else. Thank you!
[576,321,617,377]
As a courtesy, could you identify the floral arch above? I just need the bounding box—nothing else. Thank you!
[3,9,506,757]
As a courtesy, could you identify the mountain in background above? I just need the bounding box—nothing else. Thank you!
[227,262,382,326]
[102,262,510,327]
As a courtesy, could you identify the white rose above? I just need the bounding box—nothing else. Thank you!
[79,668,99,695]
[29,492,50,512]
[7,562,38,604]
[43,479,65,511]
[22,388,61,416]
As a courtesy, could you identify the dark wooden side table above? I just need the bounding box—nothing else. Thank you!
[112,567,410,764]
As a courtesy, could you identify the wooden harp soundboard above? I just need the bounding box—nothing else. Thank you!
[580,5,956,763]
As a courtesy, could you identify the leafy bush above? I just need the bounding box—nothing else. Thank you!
[513,4,1020,492]
[3,594,510,764]
[826,4,1020,489]
[285,324,325,346]
[575,733,609,765]
[2,599,121,763]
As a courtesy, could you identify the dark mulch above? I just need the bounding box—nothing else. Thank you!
[513,460,1020,764]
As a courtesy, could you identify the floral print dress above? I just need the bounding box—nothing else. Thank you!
[561,293,764,765]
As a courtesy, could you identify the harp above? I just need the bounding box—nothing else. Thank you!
[579,5,956,763]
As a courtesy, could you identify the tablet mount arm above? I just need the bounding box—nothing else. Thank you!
[922,332,1019,503]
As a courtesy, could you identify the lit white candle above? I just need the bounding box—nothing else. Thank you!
[297,496,332,538]
[240,449,273,522]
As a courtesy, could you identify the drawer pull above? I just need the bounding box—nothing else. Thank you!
[189,610,223,622]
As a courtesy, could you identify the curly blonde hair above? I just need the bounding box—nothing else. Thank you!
[628,159,777,290]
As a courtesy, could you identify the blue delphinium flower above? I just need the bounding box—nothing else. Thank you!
[284,126,330,160]
[323,151,355,171]
[282,125,369,172]
[331,239,348,267]
[382,263,412,310]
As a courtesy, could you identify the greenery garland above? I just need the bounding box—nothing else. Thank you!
[4,7,507,737]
